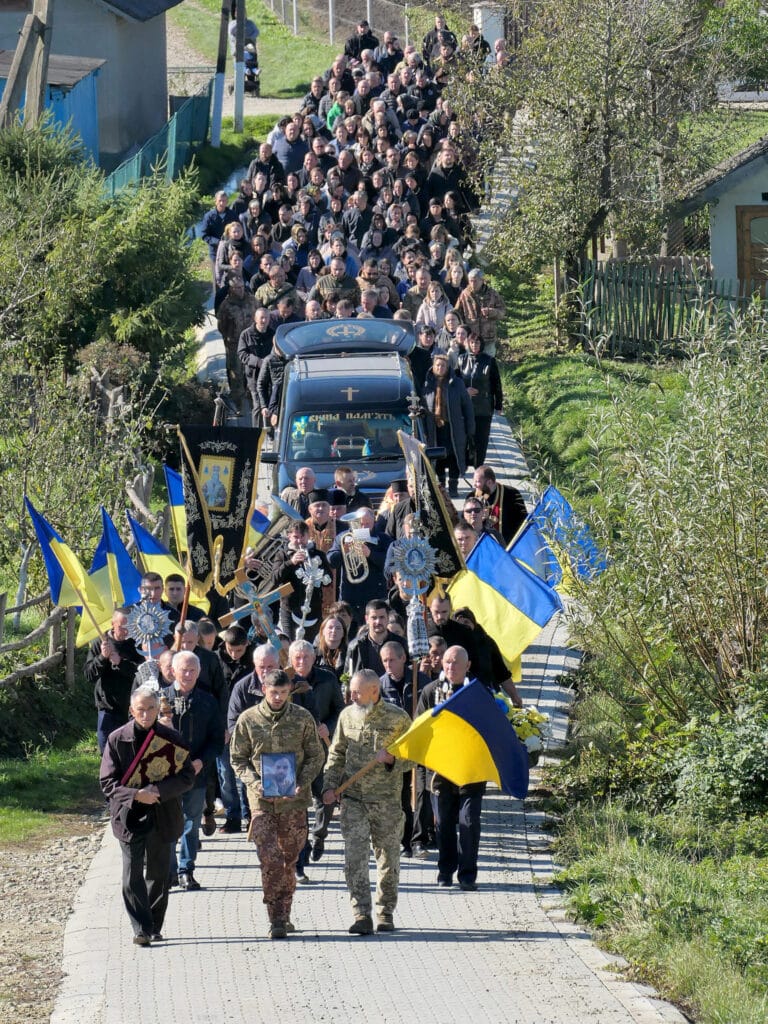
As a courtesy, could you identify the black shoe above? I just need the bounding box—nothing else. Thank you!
[218,820,242,834]
[412,843,429,860]
[348,915,374,935]
[202,813,217,836]
[459,882,478,891]
[448,479,459,497]
[179,872,201,891]
[269,921,288,939]
[151,932,164,942]
[310,838,324,861]
[133,933,151,947]
[296,871,313,885]
[437,876,453,887]
[401,845,412,857]
[168,873,179,888]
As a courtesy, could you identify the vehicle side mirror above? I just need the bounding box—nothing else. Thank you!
[260,451,278,464]
[425,446,446,460]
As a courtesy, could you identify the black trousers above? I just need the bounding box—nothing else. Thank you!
[431,781,485,885]
[410,765,435,848]
[119,828,173,937]
[473,414,492,467]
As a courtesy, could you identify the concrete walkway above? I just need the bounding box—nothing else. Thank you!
[50,416,685,1024]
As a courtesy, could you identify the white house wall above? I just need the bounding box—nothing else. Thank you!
[0,0,168,160]
[709,158,768,282]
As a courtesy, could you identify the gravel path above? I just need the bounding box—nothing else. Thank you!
[0,818,105,1024]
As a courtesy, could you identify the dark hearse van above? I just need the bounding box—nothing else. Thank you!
[260,319,430,501]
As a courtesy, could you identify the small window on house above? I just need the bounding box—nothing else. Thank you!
[750,217,768,246]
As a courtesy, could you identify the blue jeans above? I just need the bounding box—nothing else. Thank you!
[216,744,243,822]
[97,710,127,754]
[172,785,206,875]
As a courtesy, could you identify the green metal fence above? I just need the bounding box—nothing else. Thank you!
[104,82,212,198]
[572,259,763,359]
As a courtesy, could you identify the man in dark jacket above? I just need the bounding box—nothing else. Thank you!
[345,19,379,62]
[160,651,224,891]
[237,306,274,427]
[215,626,254,834]
[422,352,475,497]
[87,608,144,752]
[256,339,289,432]
[345,599,405,677]
[328,509,393,620]
[201,191,236,286]
[100,686,195,945]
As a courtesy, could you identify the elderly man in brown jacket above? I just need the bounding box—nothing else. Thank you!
[455,268,506,357]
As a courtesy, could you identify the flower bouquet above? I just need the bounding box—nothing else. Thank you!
[494,693,551,765]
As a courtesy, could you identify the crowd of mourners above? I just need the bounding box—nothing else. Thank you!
[204,12,511,493]
[97,12,527,948]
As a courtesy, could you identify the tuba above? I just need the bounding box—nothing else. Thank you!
[339,509,374,584]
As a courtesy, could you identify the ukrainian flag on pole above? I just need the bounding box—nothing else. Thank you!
[25,497,108,640]
[387,680,529,798]
[448,533,563,669]
[126,512,209,612]
[76,508,144,646]
[163,465,187,558]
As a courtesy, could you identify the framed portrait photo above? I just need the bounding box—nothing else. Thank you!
[261,752,297,797]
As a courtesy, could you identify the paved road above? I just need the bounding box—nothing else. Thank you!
[50,417,685,1024]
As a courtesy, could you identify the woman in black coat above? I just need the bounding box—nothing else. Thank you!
[456,332,503,467]
[421,351,475,497]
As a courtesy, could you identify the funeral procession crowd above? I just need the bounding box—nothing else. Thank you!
[97,11,525,946]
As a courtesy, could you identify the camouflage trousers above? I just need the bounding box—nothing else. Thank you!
[339,796,404,918]
[249,805,307,924]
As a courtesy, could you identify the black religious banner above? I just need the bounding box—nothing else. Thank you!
[178,425,263,595]
[398,431,465,582]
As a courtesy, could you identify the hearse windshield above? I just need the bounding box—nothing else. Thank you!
[287,411,413,461]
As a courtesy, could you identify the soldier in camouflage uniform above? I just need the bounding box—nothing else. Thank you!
[231,669,324,939]
[322,669,413,935]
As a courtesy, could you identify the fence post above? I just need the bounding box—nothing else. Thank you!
[329,0,334,44]
[367,0,372,28]
[404,2,410,47]
[48,608,61,658]
[293,0,298,35]
[281,0,286,24]
[0,592,6,648]
[65,608,76,689]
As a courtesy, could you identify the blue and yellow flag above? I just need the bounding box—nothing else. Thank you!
[76,507,144,646]
[448,532,563,669]
[126,512,209,612]
[163,465,187,558]
[507,516,563,589]
[387,680,529,798]
[531,486,607,585]
[25,497,108,637]
[247,504,271,548]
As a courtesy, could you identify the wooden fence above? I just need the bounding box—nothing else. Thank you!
[569,259,764,358]
[0,591,76,690]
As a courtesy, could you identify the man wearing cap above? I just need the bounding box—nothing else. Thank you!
[455,268,506,358]
[305,489,338,616]
[344,19,379,63]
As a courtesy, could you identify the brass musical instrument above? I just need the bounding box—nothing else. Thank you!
[339,529,370,583]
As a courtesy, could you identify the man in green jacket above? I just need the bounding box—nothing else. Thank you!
[322,669,412,935]
[230,669,324,938]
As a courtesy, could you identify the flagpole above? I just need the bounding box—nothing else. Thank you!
[72,582,107,642]
[173,558,193,652]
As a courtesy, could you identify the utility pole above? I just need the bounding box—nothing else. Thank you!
[233,0,245,134]
[210,1,230,148]
[25,0,55,127]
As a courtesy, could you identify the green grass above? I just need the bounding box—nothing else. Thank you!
[498,352,685,496]
[194,114,277,197]
[491,267,558,358]
[554,802,768,1024]
[168,0,337,98]
[0,737,101,844]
